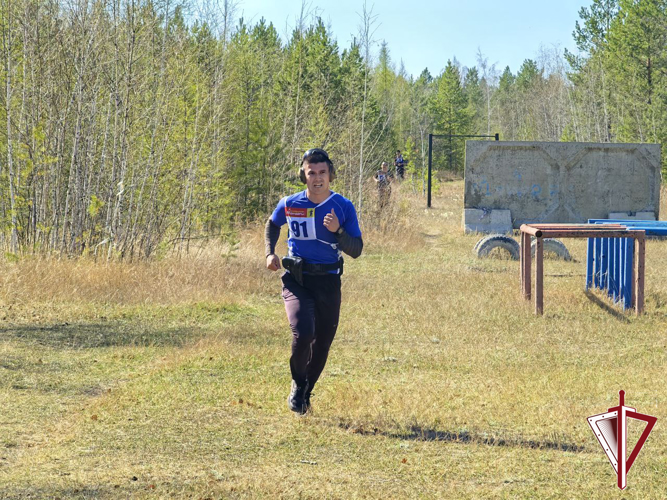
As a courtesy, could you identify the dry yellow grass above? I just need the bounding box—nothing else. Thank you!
[1,181,667,498]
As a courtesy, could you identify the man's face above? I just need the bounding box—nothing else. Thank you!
[303,161,330,194]
[382,163,388,171]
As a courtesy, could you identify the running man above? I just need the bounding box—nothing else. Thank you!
[264,148,363,414]
[374,161,393,208]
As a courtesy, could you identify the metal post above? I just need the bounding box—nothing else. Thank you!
[520,231,524,293]
[607,237,612,291]
[607,238,619,302]
[535,237,544,315]
[617,390,627,490]
[631,238,636,308]
[601,238,609,290]
[594,238,602,288]
[427,134,433,208]
[626,239,634,309]
[636,236,645,315]
[495,133,499,141]
[586,237,593,290]
[620,239,628,307]
[525,232,532,300]
[615,239,623,301]
[522,231,531,299]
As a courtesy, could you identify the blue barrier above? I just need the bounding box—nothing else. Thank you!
[589,219,667,234]
[587,219,664,309]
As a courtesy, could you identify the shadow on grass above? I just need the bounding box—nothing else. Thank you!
[584,291,631,323]
[2,485,147,499]
[337,421,585,453]
[0,322,202,349]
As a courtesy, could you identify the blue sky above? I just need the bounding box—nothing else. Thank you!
[233,0,590,78]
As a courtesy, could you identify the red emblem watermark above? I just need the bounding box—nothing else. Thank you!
[587,390,657,489]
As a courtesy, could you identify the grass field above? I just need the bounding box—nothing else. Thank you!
[1,180,667,499]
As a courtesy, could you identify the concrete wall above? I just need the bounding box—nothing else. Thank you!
[464,141,662,228]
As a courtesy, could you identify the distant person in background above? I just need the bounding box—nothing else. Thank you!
[374,161,393,208]
[394,150,405,180]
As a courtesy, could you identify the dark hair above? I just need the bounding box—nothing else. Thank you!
[300,148,336,183]
[396,150,401,154]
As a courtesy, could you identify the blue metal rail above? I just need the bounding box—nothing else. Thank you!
[586,219,665,309]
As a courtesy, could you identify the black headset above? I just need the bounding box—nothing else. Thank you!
[300,148,336,183]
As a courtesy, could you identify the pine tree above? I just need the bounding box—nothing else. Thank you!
[606,0,667,141]
[494,66,518,140]
[431,60,470,172]
[463,67,484,135]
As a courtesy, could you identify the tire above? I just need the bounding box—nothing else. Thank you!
[472,232,509,253]
[473,235,485,253]
[474,234,520,260]
[530,238,571,261]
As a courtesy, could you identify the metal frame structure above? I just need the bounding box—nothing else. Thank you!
[427,132,499,207]
[519,224,646,316]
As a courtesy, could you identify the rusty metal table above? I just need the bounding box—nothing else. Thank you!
[519,224,646,316]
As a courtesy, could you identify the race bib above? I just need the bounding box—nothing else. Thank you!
[285,207,317,240]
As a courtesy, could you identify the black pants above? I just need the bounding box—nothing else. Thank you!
[281,271,341,390]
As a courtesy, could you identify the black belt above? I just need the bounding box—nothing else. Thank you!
[303,260,342,274]
[282,256,343,285]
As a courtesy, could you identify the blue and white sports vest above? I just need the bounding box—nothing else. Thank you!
[270,190,362,266]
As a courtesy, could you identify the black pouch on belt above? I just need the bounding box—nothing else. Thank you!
[281,256,304,286]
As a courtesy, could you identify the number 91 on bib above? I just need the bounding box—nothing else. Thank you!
[285,207,317,240]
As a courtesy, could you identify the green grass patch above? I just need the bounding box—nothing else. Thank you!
[2,183,667,498]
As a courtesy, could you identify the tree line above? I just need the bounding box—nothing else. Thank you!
[0,0,664,258]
